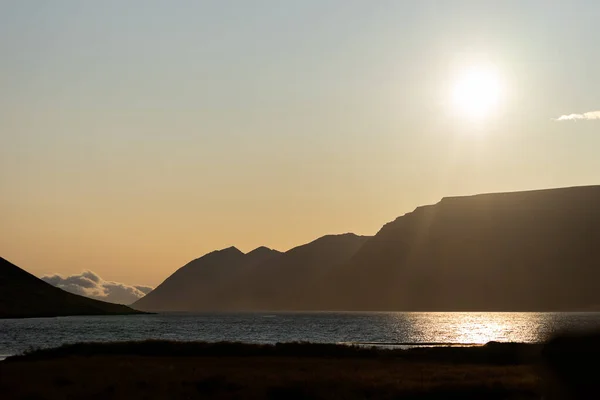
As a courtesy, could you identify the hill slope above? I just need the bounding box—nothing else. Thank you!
[0,257,144,318]
[334,185,600,311]
[136,184,600,312]
[133,246,283,311]
[229,233,372,310]
[134,234,370,312]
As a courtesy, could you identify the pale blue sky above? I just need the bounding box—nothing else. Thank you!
[1,1,599,285]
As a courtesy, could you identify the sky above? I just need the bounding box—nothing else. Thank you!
[1,0,599,289]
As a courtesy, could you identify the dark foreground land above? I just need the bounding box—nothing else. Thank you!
[1,338,598,399]
[0,257,145,319]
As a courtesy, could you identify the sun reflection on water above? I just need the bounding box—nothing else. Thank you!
[452,319,513,344]
[390,312,550,344]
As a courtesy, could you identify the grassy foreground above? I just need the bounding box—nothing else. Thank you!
[0,341,550,399]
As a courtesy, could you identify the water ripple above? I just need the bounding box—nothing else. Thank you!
[2,312,600,357]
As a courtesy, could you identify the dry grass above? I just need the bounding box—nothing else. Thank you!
[0,355,540,399]
[0,341,542,399]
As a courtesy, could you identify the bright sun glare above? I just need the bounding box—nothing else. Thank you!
[452,66,502,120]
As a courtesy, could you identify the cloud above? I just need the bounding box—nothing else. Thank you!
[42,271,153,305]
[555,111,600,121]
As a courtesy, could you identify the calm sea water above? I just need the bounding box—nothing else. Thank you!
[2,312,600,360]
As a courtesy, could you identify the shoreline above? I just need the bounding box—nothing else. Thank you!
[4,339,542,363]
[0,342,487,362]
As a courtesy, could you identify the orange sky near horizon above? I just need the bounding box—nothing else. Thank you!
[2,1,600,287]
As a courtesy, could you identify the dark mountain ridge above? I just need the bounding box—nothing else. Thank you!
[0,257,143,319]
[334,185,600,311]
[135,185,600,312]
[133,246,283,311]
[227,233,371,310]
[133,234,370,312]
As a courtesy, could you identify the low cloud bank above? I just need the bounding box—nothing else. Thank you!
[555,111,600,121]
[42,271,153,305]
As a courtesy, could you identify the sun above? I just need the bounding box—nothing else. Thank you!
[451,66,502,120]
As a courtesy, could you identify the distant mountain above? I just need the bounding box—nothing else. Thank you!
[133,234,370,312]
[0,257,144,319]
[133,246,282,311]
[333,185,600,311]
[227,233,372,310]
[133,185,600,312]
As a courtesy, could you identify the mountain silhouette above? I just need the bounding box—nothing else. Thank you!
[134,185,600,312]
[133,246,282,311]
[334,185,600,311]
[133,234,370,311]
[0,257,143,318]
[226,233,372,310]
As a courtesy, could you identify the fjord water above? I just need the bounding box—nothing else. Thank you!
[2,312,600,359]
